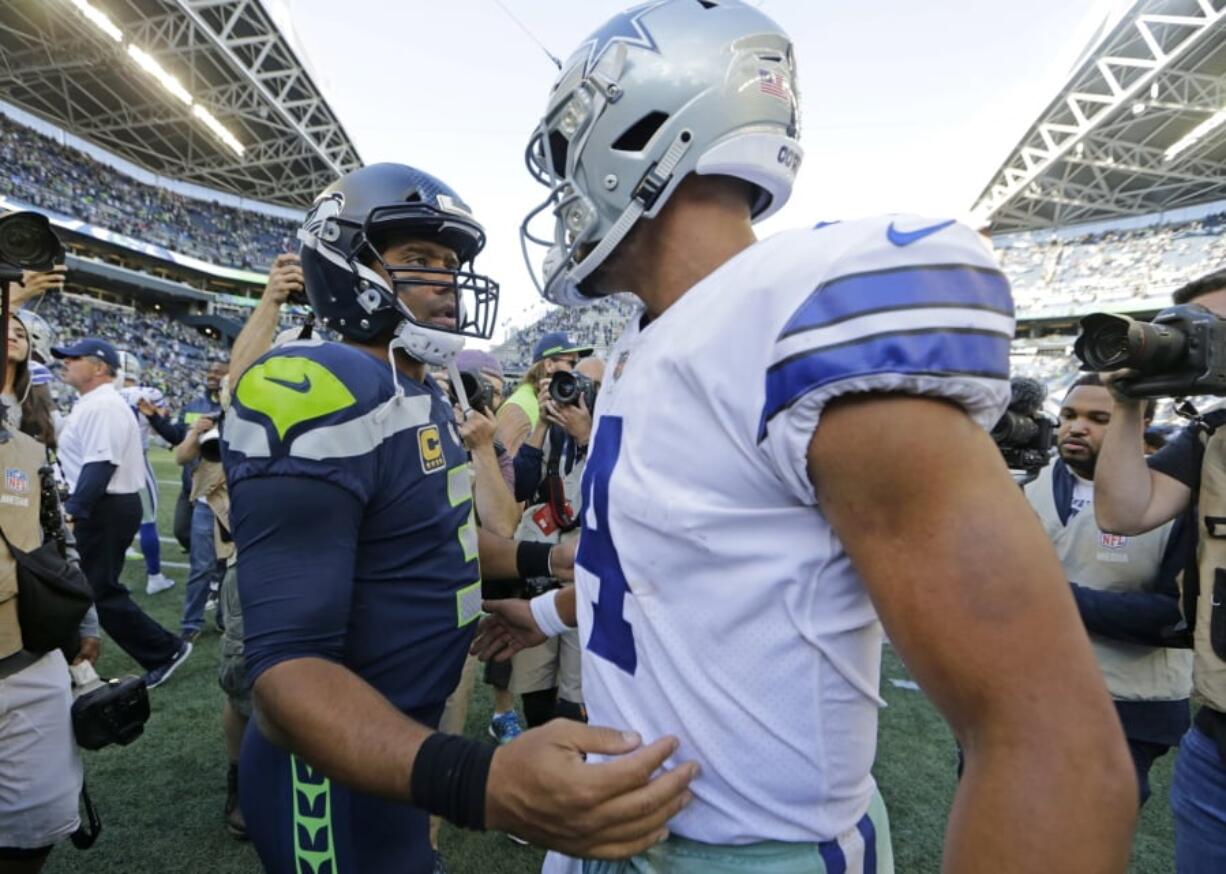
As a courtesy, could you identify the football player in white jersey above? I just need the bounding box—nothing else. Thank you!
[476,2,1138,872]
[117,350,174,595]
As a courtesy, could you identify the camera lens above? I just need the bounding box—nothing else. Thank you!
[0,212,63,270]
[549,371,578,404]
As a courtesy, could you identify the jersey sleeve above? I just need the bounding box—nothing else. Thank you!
[757,217,1014,504]
[222,344,386,503]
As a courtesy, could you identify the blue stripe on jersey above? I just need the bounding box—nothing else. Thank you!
[758,328,1011,440]
[780,264,1013,340]
[857,811,878,874]
[818,836,847,873]
[29,361,52,386]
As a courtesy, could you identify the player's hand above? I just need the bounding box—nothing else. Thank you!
[137,398,162,417]
[550,540,576,582]
[455,405,496,451]
[471,599,546,661]
[264,253,304,305]
[16,266,67,305]
[72,636,101,666]
[485,720,696,858]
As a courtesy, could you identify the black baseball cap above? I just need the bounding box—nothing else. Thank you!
[51,337,120,371]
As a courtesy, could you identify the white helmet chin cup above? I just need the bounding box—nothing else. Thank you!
[520,0,802,307]
[390,318,466,368]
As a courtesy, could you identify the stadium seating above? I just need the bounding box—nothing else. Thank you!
[0,114,298,271]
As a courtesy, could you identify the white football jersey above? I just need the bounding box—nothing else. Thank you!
[119,385,166,450]
[575,215,1013,845]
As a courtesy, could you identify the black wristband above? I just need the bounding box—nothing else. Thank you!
[517,540,553,580]
[409,733,495,830]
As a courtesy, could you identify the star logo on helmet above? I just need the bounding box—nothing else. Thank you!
[577,0,667,75]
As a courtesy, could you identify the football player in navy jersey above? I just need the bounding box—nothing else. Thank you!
[223,163,695,874]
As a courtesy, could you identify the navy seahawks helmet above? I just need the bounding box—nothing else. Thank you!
[298,163,499,365]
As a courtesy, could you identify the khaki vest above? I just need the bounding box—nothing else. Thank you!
[1026,463,1193,702]
[1192,427,1226,711]
[0,431,48,658]
[190,460,234,563]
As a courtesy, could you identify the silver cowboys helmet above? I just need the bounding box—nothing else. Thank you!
[521,0,803,307]
[16,309,55,364]
[117,350,142,383]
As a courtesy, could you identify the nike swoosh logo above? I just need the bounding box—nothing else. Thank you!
[887,219,956,247]
[265,375,312,393]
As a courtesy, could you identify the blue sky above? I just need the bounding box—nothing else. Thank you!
[268,0,1127,340]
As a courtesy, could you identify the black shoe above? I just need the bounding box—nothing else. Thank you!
[225,764,248,841]
[144,641,192,689]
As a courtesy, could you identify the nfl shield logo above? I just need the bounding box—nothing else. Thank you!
[1099,532,1127,550]
[5,468,29,494]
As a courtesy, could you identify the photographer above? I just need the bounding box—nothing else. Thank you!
[494,331,592,458]
[507,356,604,728]
[1024,375,1191,805]
[0,316,100,873]
[1094,267,1226,871]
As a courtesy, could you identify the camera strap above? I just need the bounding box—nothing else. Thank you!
[69,781,102,849]
[544,427,580,533]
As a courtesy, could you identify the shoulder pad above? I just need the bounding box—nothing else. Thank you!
[233,342,384,440]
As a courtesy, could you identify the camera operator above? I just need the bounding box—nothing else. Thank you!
[507,356,604,729]
[1094,268,1226,871]
[0,315,100,873]
[1024,374,1192,806]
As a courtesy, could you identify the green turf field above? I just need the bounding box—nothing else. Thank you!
[45,448,1177,873]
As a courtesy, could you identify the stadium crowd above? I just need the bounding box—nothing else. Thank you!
[0,113,298,271]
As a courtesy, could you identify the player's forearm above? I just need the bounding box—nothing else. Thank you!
[230,298,282,384]
[471,445,520,538]
[946,723,1134,873]
[1094,400,1154,534]
[253,656,433,802]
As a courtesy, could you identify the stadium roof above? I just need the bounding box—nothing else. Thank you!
[975,0,1226,233]
[0,0,362,207]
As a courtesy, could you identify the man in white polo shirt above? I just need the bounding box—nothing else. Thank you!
[54,337,190,688]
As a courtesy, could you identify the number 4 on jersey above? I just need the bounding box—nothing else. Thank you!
[578,416,637,675]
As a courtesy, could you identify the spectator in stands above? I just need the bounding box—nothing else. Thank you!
[52,337,190,688]
[0,114,299,272]
[1024,375,1191,806]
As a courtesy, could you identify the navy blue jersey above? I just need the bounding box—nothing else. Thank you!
[223,339,481,717]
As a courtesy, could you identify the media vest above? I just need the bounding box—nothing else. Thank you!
[0,430,49,659]
[503,382,540,431]
[1191,426,1226,712]
[1026,461,1192,703]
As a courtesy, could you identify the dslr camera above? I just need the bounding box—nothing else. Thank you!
[198,409,225,462]
[549,371,598,410]
[69,662,150,751]
[450,370,496,415]
[993,377,1057,479]
[1074,304,1226,399]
